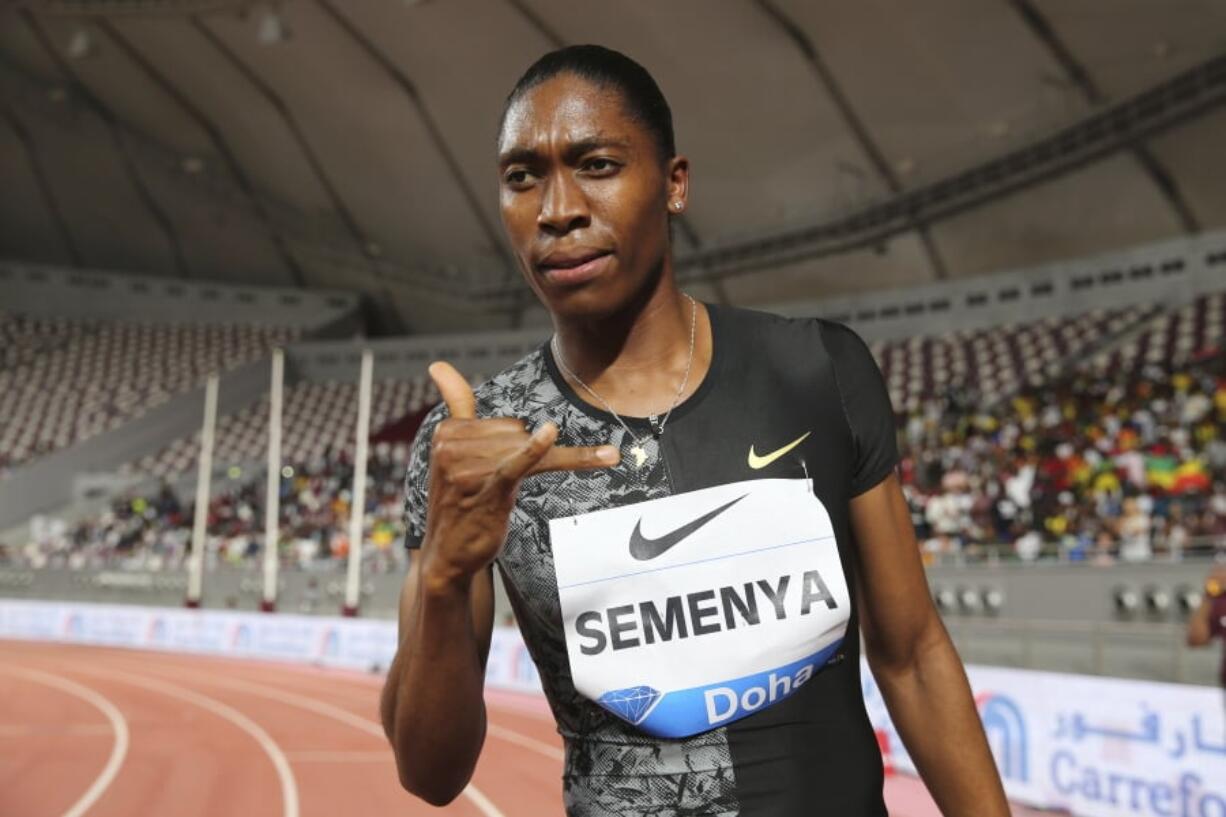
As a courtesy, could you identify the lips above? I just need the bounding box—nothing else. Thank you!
[536,248,613,286]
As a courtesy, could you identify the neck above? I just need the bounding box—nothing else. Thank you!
[550,271,714,417]
[553,279,690,372]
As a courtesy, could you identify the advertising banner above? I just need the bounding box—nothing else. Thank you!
[4,599,1221,817]
[863,662,1226,816]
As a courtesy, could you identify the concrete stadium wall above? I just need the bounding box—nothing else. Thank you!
[0,259,361,333]
[763,230,1226,342]
[926,560,1212,623]
[0,562,512,627]
[286,326,547,384]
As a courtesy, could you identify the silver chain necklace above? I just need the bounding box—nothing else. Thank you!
[551,294,697,469]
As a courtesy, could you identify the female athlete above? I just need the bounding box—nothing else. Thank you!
[381,44,1010,817]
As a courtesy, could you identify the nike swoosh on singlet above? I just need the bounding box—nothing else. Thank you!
[747,431,812,469]
[628,494,749,561]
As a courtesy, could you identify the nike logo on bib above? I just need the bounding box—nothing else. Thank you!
[747,431,811,470]
[628,494,748,561]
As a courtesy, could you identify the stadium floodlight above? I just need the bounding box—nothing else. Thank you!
[257,8,289,44]
[66,28,94,60]
[1112,585,1141,616]
[1143,585,1171,615]
[1175,585,1202,616]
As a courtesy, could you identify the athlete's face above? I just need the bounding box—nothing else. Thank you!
[497,74,687,318]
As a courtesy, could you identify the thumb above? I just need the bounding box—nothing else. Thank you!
[429,360,476,419]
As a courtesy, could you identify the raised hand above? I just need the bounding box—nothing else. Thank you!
[419,361,620,587]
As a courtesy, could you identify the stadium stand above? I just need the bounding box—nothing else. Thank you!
[10,374,457,573]
[0,311,92,372]
[1087,289,1226,377]
[11,292,1224,577]
[0,316,298,476]
[900,323,1226,565]
[123,376,440,481]
[18,442,410,576]
[872,305,1157,411]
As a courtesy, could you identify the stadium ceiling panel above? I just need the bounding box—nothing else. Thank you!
[0,0,1223,334]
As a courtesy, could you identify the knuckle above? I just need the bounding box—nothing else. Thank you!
[432,442,452,466]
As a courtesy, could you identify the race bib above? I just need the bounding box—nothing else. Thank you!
[549,478,849,738]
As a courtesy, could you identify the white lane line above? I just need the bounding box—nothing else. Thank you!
[2,667,130,817]
[128,666,508,817]
[140,660,563,763]
[71,667,300,817]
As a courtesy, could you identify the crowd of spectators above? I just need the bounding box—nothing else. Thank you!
[6,317,1225,572]
[899,353,1226,564]
[11,443,411,573]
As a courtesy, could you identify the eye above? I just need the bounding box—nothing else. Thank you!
[503,168,535,189]
[582,157,620,175]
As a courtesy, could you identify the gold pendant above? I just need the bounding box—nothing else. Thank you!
[631,445,648,468]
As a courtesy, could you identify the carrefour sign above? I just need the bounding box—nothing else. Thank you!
[863,663,1226,817]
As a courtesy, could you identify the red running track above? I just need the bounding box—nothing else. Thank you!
[0,641,1048,817]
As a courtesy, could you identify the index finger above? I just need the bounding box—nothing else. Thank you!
[428,360,475,419]
[530,442,620,474]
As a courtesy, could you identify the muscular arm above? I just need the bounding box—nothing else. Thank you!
[380,360,618,807]
[379,556,494,806]
[850,474,1009,817]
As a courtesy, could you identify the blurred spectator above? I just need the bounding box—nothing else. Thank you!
[1186,564,1226,692]
[16,443,411,573]
[13,317,1225,570]
[898,351,1226,563]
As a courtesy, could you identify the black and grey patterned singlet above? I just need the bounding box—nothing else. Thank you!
[405,303,898,816]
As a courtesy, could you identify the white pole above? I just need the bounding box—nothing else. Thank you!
[343,348,373,616]
[261,348,284,612]
[186,373,219,608]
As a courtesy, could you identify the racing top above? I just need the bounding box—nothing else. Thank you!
[404,302,899,816]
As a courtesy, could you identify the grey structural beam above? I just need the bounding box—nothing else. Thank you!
[189,15,405,333]
[2,102,84,266]
[20,9,191,277]
[752,0,949,280]
[671,53,1226,285]
[97,17,307,286]
[1008,0,1200,233]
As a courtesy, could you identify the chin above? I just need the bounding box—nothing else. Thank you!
[525,255,667,322]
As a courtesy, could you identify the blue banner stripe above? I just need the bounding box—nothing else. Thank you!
[597,639,844,738]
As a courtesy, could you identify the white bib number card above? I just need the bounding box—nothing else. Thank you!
[549,478,849,738]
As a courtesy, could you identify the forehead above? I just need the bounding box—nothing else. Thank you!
[498,74,643,155]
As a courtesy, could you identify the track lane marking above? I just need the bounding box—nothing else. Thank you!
[125,655,565,763]
[2,667,130,817]
[115,662,509,817]
[62,666,300,817]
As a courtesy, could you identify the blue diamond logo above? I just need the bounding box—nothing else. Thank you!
[598,685,663,725]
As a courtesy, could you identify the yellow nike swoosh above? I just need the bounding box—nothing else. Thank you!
[747,431,812,470]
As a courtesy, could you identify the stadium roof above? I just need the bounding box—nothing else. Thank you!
[1,0,1224,333]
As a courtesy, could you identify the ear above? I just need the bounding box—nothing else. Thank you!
[666,154,690,214]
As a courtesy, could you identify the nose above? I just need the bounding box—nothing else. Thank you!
[537,171,590,236]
